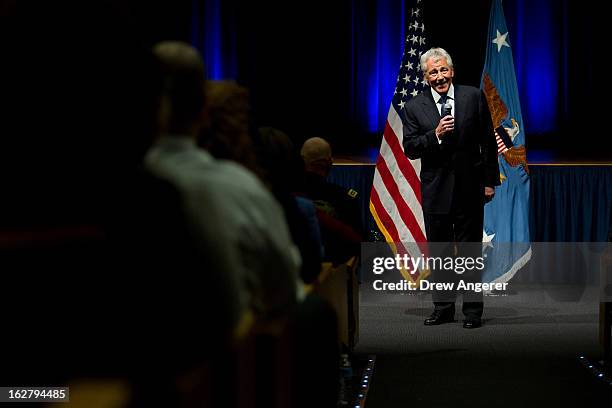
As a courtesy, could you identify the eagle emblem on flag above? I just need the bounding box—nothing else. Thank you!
[483,73,529,176]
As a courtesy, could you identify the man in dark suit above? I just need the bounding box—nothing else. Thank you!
[402,47,499,329]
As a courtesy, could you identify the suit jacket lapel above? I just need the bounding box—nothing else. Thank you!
[453,84,465,132]
[420,88,440,130]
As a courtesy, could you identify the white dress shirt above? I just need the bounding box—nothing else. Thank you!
[431,84,455,144]
[145,135,302,323]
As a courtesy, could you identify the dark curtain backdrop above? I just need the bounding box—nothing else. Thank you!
[190,0,607,160]
[4,1,608,227]
[528,166,612,242]
[187,0,354,147]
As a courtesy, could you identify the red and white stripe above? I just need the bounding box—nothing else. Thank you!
[370,106,428,282]
[496,133,509,154]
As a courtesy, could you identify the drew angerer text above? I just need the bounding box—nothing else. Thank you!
[372,279,508,293]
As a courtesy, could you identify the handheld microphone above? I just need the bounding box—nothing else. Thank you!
[441,103,452,118]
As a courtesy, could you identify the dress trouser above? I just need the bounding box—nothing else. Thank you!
[424,204,484,320]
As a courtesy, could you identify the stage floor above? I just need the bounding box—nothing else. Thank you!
[357,284,611,407]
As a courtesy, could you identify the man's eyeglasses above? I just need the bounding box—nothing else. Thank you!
[427,67,451,79]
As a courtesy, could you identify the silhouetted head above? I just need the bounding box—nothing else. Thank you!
[256,127,304,191]
[301,137,332,178]
[153,41,206,136]
[198,81,257,170]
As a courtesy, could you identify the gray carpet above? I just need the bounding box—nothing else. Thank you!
[357,284,611,407]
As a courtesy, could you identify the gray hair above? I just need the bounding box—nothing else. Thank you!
[420,47,453,73]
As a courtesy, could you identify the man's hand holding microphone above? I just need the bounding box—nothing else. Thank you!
[435,102,453,140]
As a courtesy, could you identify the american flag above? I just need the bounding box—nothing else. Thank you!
[369,0,429,283]
[495,126,514,154]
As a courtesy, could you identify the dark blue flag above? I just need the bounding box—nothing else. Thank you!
[480,0,531,283]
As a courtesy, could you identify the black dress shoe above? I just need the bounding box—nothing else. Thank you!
[463,319,482,329]
[424,310,455,325]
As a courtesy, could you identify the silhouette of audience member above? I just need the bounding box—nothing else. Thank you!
[198,80,261,177]
[146,41,301,324]
[255,128,339,407]
[1,31,210,402]
[300,137,362,264]
[255,126,323,283]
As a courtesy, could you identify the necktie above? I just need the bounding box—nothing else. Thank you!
[438,94,450,118]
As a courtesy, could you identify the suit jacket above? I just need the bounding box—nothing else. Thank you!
[402,84,500,215]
